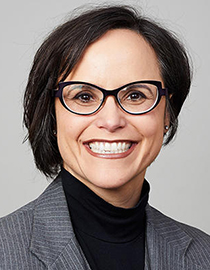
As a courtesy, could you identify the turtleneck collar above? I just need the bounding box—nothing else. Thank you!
[61,168,150,243]
[61,167,150,243]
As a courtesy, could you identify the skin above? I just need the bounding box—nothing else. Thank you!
[55,29,169,208]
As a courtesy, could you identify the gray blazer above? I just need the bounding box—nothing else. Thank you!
[0,176,210,270]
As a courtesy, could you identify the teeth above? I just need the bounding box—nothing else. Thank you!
[111,142,117,153]
[104,142,111,151]
[89,142,132,154]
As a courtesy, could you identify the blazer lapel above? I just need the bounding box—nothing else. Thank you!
[144,205,192,270]
[30,176,91,269]
[29,176,192,269]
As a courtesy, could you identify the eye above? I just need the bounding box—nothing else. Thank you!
[127,91,146,101]
[119,84,155,104]
[74,92,94,103]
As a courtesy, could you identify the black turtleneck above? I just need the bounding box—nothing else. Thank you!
[61,168,149,270]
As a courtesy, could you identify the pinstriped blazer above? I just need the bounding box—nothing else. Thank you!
[0,176,210,270]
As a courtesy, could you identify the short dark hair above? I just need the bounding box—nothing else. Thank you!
[23,5,192,177]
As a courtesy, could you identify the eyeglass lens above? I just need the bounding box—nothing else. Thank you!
[62,83,158,114]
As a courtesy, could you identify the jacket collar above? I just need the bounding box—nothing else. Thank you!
[145,205,192,270]
[30,176,91,269]
[30,176,192,269]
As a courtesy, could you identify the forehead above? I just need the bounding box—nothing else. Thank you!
[67,29,162,87]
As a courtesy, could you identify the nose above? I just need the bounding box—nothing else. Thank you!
[95,96,126,132]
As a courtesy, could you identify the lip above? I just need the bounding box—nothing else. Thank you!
[83,140,137,159]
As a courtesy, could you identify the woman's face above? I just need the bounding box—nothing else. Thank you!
[55,29,168,201]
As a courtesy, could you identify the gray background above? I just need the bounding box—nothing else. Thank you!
[0,0,209,234]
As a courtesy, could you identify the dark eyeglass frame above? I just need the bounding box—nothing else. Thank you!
[53,80,168,115]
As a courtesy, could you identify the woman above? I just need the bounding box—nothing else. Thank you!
[0,5,209,270]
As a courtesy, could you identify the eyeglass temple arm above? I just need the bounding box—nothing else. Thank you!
[160,87,168,98]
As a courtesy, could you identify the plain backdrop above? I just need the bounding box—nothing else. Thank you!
[0,0,209,234]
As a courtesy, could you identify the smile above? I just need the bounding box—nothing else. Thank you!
[84,140,137,159]
[88,141,132,154]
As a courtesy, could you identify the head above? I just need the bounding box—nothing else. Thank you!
[23,5,191,178]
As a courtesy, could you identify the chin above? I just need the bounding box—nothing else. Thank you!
[83,171,138,190]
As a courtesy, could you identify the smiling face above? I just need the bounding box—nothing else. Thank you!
[55,29,169,206]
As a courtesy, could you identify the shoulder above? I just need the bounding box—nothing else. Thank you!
[175,217,210,267]
[0,199,36,240]
[0,199,40,268]
[0,177,61,269]
[0,177,61,241]
[146,205,210,268]
[146,204,210,239]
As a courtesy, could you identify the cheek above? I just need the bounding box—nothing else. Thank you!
[55,102,77,157]
[55,100,81,140]
[136,111,165,139]
[55,113,85,174]
[147,119,164,139]
[135,109,165,158]
[55,102,92,162]
[56,115,82,151]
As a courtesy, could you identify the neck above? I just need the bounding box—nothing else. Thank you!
[67,169,145,209]
[91,180,144,208]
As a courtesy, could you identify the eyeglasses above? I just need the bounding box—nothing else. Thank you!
[54,81,168,115]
